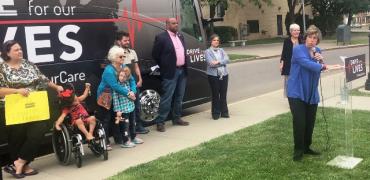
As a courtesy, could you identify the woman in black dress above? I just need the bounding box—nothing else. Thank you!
[280,23,302,96]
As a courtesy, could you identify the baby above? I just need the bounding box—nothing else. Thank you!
[55,83,96,141]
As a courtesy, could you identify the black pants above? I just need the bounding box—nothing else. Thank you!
[97,105,137,144]
[96,105,128,144]
[208,75,229,116]
[7,121,47,163]
[96,106,113,144]
[288,98,318,154]
[118,111,136,143]
[0,107,11,166]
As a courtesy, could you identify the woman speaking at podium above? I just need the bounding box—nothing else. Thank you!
[287,25,341,161]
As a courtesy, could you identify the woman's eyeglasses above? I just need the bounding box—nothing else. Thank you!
[118,55,125,59]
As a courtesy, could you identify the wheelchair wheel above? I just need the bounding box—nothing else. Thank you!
[95,122,108,161]
[72,133,84,168]
[75,149,82,168]
[52,124,72,165]
[102,138,108,161]
[103,149,108,161]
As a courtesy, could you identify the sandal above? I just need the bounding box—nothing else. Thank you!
[6,169,25,179]
[10,173,25,179]
[23,169,39,176]
[23,165,39,176]
[106,144,113,151]
[3,164,16,174]
[11,161,26,179]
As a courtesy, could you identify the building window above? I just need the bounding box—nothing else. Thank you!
[247,20,259,33]
[216,3,226,17]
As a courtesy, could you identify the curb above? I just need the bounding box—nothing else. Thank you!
[229,44,368,64]
[358,87,370,94]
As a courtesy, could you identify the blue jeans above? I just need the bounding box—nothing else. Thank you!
[156,68,187,124]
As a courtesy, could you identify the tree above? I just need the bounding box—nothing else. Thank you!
[339,0,370,26]
[310,0,370,36]
[310,0,342,36]
[285,0,370,36]
[201,0,271,35]
[284,0,312,35]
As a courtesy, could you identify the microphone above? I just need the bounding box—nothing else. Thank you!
[312,47,323,64]
[312,47,316,56]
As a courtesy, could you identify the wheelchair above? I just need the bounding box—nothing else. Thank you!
[51,116,108,168]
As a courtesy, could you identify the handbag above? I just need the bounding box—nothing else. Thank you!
[97,88,112,110]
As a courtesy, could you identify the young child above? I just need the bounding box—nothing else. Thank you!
[55,83,96,141]
[113,67,143,148]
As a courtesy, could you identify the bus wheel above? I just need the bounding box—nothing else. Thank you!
[139,89,160,125]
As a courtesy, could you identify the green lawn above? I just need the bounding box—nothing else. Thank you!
[246,37,285,45]
[110,108,370,180]
[324,32,369,45]
[350,86,370,97]
[228,54,257,61]
[351,39,368,45]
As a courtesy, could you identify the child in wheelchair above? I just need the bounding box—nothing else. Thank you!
[113,67,143,148]
[55,83,97,142]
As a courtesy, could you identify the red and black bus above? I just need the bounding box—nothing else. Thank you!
[0,0,212,160]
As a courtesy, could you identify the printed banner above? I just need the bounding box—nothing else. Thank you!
[344,54,366,83]
[5,91,50,125]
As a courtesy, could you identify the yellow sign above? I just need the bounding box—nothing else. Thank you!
[5,91,50,125]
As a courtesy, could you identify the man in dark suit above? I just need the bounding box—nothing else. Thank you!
[152,18,190,132]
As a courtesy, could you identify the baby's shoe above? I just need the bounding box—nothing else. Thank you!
[120,141,136,148]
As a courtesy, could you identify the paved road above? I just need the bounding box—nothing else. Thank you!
[185,46,369,114]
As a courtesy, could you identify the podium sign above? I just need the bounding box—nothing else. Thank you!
[345,54,366,82]
[327,55,364,169]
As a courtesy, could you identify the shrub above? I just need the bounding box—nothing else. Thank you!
[312,15,341,36]
[213,26,238,43]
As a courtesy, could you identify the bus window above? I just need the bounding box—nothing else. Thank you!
[180,0,203,42]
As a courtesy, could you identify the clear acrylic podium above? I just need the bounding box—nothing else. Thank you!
[326,58,363,169]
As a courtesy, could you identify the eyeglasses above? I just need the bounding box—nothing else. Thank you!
[118,55,125,59]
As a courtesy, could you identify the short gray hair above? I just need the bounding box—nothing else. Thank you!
[289,23,300,33]
[107,45,125,63]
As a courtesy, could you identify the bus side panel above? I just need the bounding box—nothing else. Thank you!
[0,0,210,158]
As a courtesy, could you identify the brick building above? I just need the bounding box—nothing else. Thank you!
[201,0,312,40]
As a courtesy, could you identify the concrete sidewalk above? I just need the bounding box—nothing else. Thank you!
[4,71,370,180]
[223,40,368,60]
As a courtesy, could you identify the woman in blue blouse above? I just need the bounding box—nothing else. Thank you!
[287,25,341,161]
[204,34,230,120]
[96,46,137,150]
